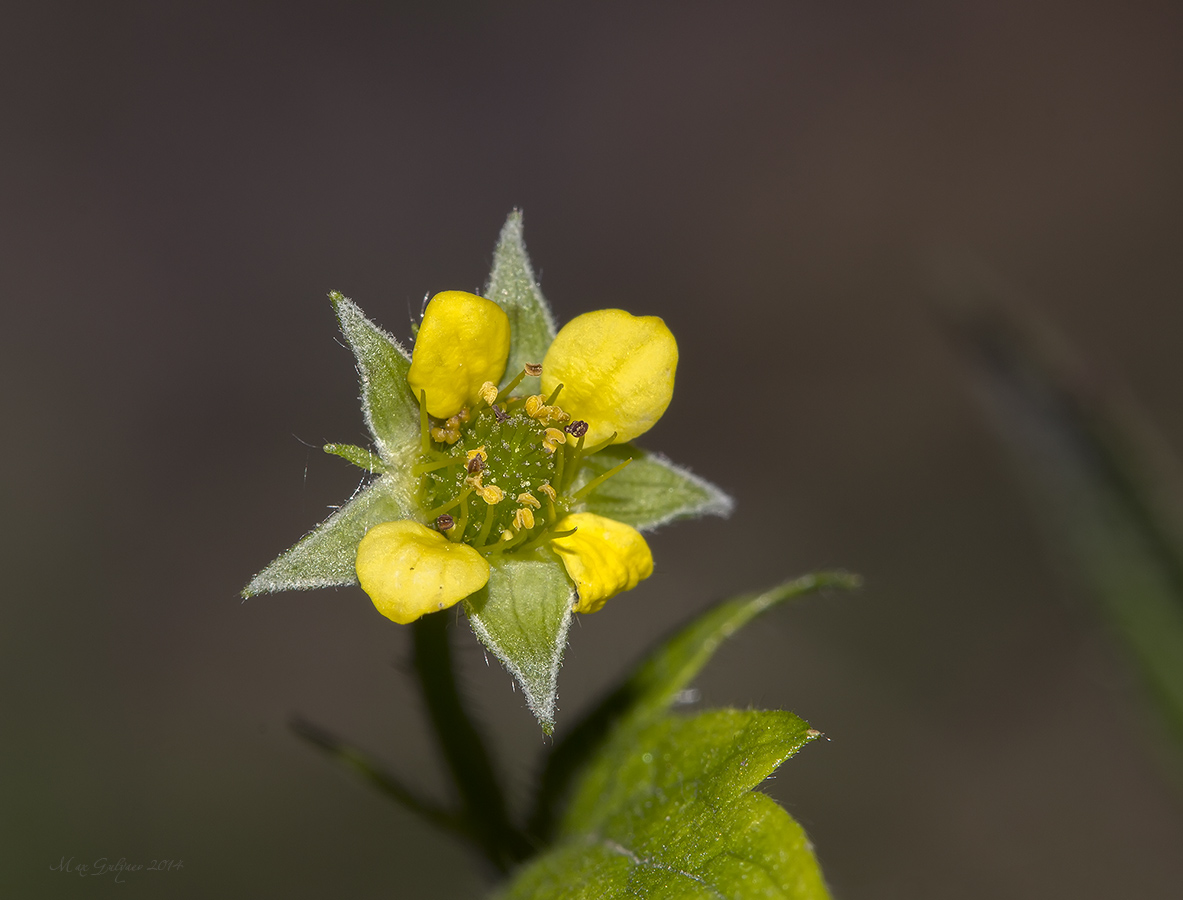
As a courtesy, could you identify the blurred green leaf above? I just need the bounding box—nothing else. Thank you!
[948,286,1183,751]
[573,443,733,531]
[241,476,412,596]
[464,553,575,734]
[331,291,421,464]
[499,709,829,900]
[529,572,860,841]
[484,211,557,395]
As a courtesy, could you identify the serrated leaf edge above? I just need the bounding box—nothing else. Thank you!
[465,590,575,734]
[331,292,419,466]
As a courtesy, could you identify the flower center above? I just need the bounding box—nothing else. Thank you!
[412,372,578,554]
[413,369,633,558]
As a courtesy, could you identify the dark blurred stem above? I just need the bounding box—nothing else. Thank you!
[411,612,529,872]
[289,715,464,836]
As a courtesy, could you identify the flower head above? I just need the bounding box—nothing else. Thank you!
[244,212,732,731]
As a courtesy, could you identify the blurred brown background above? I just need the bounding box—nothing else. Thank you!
[4,1,1183,897]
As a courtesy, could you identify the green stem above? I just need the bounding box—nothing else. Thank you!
[411,613,529,872]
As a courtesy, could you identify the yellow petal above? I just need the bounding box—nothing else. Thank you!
[550,512,654,613]
[408,291,511,419]
[355,520,489,624]
[541,309,677,446]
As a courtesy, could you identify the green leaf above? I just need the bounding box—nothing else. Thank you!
[530,573,860,839]
[499,709,830,900]
[484,211,557,395]
[330,292,421,465]
[323,442,386,473]
[948,290,1183,749]
[573,444,733,531]
[463,553,574,734]
[241,476,413,596]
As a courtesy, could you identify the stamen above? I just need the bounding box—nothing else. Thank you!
[537,482,558,522]
[478,381,499,406]
[542,427,567,453]
[490,527,530,555]
[570,458,633,503]
[563,431,587,491]
[514,507,535,531]
[581,431,618,457]
[495,367,529,402]
[435,514,454,532]
[427,493,463,518]
[544,383,564,405]
[524,362,543,377]
[517,492,541,509]
[525,395,545,419]
[491,403,508,423]
[413,457,463,476]
[431,425,461,444]
[466,454,485,474]
[452,487,472,537]
[515,526,577,554]
[465,472,484,489]
[475,500,498,547]
[476,483,505,505]
[554,445,566,489]
[466,446,488,463]
[566,420,589,438]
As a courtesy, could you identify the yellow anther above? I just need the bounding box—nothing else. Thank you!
[476,484,505,505]
[537,483,557,501]
[517,492,541,509]
[525,395,546,419]
[466,446,488,463]
[465,472,484,489]
[431,426,461,444]
[536,404,568,425]
[500,529,515,542]
[541,427,568,453]
[478,381,499,406]
[514,507,536,530]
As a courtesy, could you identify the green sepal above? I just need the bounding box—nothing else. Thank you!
[330,291,420,466]
[323,443,386,474]
[499,709,830,900]
[241,476,413,597]
[529,572,860,839]
[463,552,574,734]
[572,443,733,531]
[483,211,556,396]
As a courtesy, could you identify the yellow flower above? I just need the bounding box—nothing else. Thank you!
[407,291,510,419]
[354,293,676,625]
[542,309,677,447]
[550,513,654,613]
[356,521,488,624]
[244,213,732,731]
